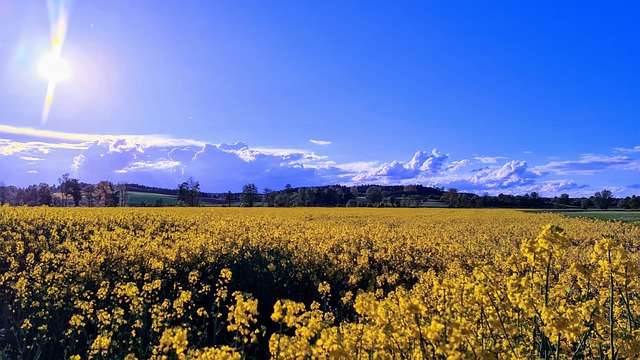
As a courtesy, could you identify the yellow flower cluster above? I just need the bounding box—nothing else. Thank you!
[1,206,640,358]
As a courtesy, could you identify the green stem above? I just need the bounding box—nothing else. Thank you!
[545,250,552,308]
[486,291,517,358]
[608,248,614,360]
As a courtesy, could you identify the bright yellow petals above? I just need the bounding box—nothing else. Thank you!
[2,207,640,358]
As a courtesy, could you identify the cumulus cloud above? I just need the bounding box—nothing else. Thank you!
[309,140,332,145]
[429,160,538,191]
[446,159,471,172]
[351,149,449,184]
[2,126,639,196]
[116,160,183,173]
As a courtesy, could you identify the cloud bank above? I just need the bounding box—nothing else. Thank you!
[1,125,639,196]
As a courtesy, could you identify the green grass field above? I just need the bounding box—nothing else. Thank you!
[561,210,640,223]
[127,191,178,206]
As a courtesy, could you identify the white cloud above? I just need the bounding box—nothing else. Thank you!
[116,160,183,173]
[614,146,640,153]
[0,139,89,156]
[474,156,507,164]
[446,159,471,172]
[351,150,449,184]
[309,140,332,145]
[0,124,204,147]
[0,125,102,142]
[4,126,639,196]
[534,154,640,175]
[72,154,85,171]
[20,156,44,161]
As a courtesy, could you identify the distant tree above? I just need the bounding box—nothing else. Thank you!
[441,188,459,207]
[263,188,276,207]
[299,187,317,207]
[274,192,290,207]
[38,183,52,206]
[617,197,629,209]
[225,191,233,207]
[410,195,424,208]
[350,186,359,201]
[177,182,189,206]
[95,181,114,207]
[241,183,259,207]
[115,182,129,207]
[0,181,6,205]
[187,177,200,206]
[630,195,640,209]
[366,186,383,205]
[593,189,613,209]
[177,177,200,206]
[388,195,398,207]
[403,185,418,196]
[530,192,540,207]
[580,198,590,209]
[3,185,20,206]
[58,173,70,206]
[66,179,82,206]
[110,191,120,207]
[334,187,344,206]
[23,185,39,206]
[84,185,95,207]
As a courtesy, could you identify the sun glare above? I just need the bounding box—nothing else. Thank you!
[38,54,71,82]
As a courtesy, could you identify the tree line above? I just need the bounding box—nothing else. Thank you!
[2,174,639,209]
[0,174,127,207]
[438,188,640,209]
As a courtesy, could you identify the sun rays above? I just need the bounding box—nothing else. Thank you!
[40,0,73,126]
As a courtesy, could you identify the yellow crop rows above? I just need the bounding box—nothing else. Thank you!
[1,206,640,359]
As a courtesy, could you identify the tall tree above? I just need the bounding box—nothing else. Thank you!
[58,173,70,206]
[177,182,190,206]
[241,183,259,207]
[84,185,95,207]
[366,186,383,205]
[177,177,200,206]
[334,187,344,206]
[94,181,114,207]
[263,187,276,207]
[225,191,233,207]
[350,186,359,201]
[67,179,82,206]
[187,177,200,206]
[441,188,459,207]
[115,182,129,207]
[0,181,6,206]
[38,183,53,206]
[593,189,613,209]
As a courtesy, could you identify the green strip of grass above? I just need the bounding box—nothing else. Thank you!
[562,210,640,223]
[127,191,178,206]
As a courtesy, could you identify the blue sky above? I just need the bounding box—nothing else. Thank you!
[1,1,640,196]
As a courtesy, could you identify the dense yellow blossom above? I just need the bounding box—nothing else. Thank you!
[1,206,640,358]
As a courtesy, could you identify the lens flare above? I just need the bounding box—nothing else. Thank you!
[38,53,71,82]
[41,0,74,126]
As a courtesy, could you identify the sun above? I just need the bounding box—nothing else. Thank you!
[38,53,71,82]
